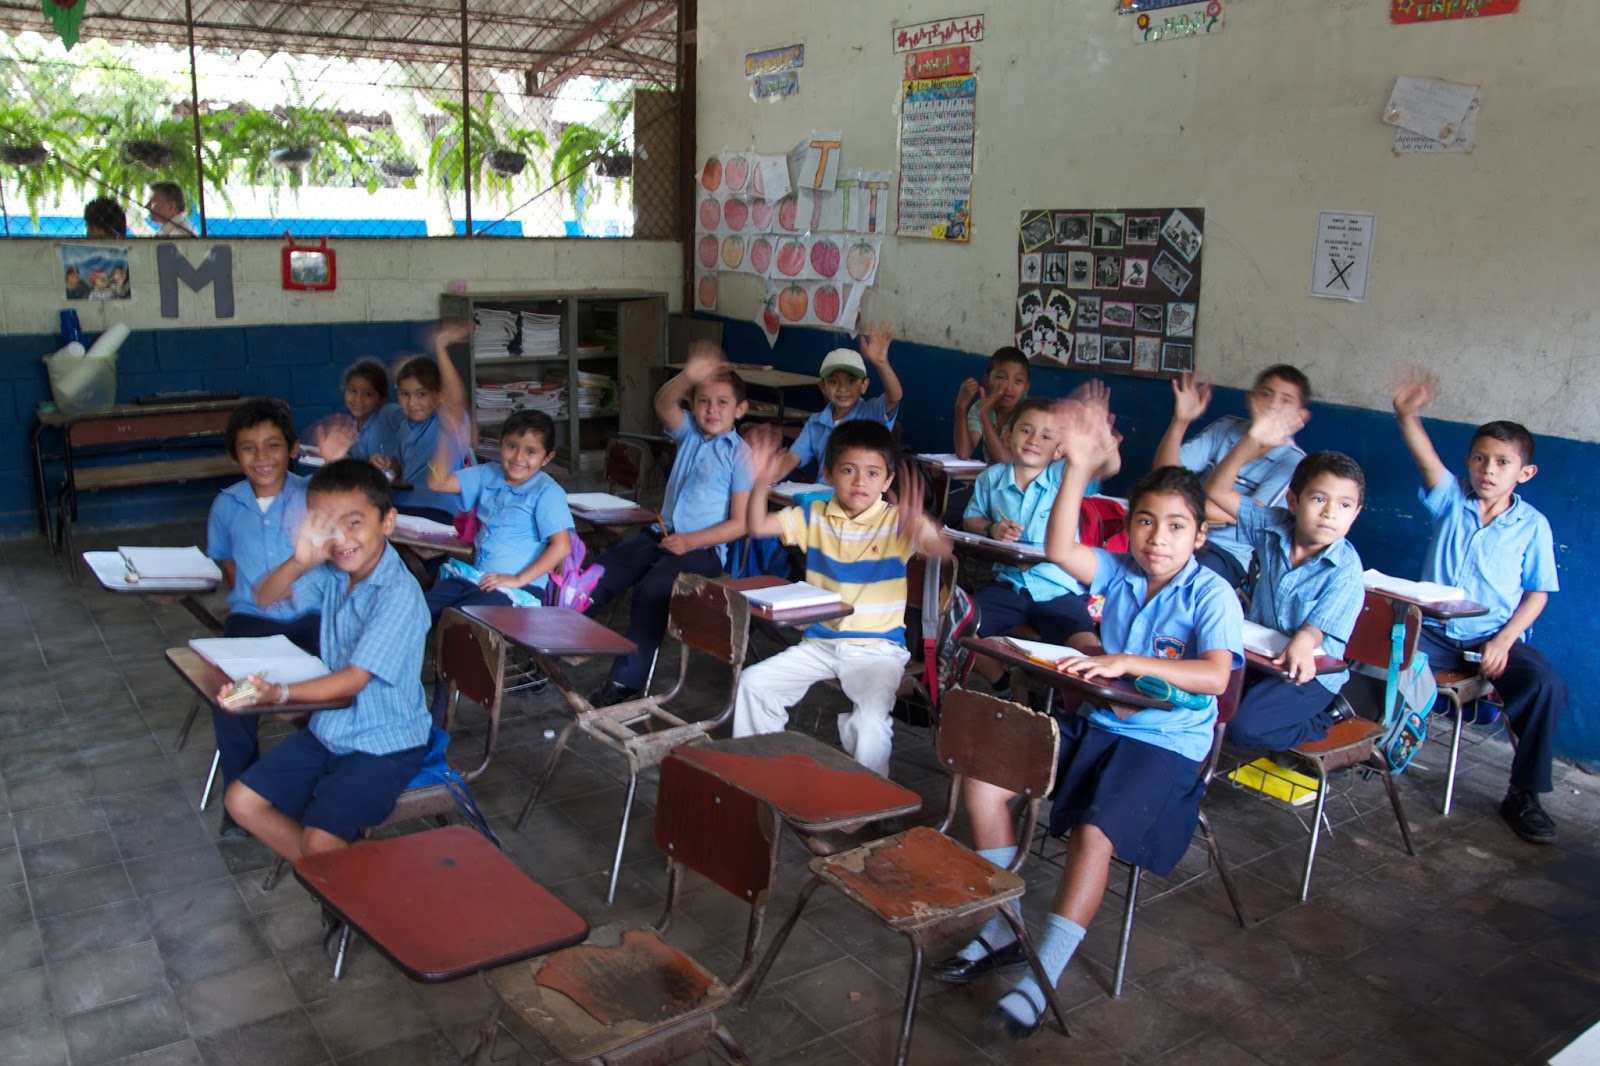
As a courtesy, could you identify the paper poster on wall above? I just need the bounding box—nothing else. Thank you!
[752,72,799,100]
[904,46,970,80]
[61,244,131,301]
[694,270,718,312]
[1396,94,1478,153]
[1384,77,1479,145]
[769,279,855,331]
[892,14,984,52]
[1391,0,1518,23]
[839,170,893,234]
[896,73,976,242]
[1310,211,1375,303]
[1131,1,1223,43]
[1017,208,1203,379]
[788,130,843,191]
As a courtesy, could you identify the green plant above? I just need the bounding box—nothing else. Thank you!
[68,99,227,210]
[549,99,632,216]
[426,93,547,203]
[222,96,373,203]
[0,99,78,223]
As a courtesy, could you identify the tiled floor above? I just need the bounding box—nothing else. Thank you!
[1,523,1598,1065]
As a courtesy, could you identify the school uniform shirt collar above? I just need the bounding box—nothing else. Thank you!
[1259,521,1358,573]
[330,541,408,597]
[498,469,551,496]
[822,497,891,526]
[222,472,306,510]
[1454,485,1533,528]
[1107,552,1205,599]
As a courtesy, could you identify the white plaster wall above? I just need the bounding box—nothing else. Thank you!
[0,238,682,334]
[698,0,1600,440]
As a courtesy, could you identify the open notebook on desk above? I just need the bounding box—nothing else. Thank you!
[567,492,642,511]
[739,581,842,612]
[118,546,222,584]
[1001,636,1088,670]
[943,527,1047,561]
[915,453,986,474]
[189,635,331,685]
[392,514,458,537]
[1363,569,1465,602]
[85,551,219,592]
[1241,620,1327,659]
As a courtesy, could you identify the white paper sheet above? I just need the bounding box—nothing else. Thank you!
[1384,76,1479,144]
[739,581,843,611]
[1363,569,1466,602]
[1310,211,1376,302]
[117,546,222,582]
[566,492,643,511]
[188,635,332,685]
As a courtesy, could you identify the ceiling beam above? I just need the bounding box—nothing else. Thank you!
[520,0,649,82]
[533,1,673,96]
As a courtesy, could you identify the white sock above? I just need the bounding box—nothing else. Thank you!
[999,913,1086,1025]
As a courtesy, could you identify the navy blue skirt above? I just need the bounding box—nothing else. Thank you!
[1047,714,1206,876]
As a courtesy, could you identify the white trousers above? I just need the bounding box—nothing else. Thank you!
[732,639,911,777]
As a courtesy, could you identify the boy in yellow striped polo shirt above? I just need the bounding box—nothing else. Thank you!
[734,421,949,776]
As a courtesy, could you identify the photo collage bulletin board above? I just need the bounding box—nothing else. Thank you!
[1015,207,1204,379]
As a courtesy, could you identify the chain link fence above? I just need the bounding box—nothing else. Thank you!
[0,0,679,239]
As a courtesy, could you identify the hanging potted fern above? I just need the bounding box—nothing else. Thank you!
[0,101,78,223]
[426,93,547,203]
[549,99,633,217]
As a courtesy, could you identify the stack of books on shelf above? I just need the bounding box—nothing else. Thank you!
[519,311,562,357]
[472,308,518,361]
[563,370,615,416]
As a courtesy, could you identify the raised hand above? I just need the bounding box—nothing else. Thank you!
[683,341,727,384]
[1071,377,1111,416]
[1171,371,1212,423]
[1246,402,1308,450]
[744,423,788,484]
[294,507,341,566]
[1052,398,1116,471]
[1392,366,1439,419]
[430,318,471,351]
[310,414,358,462]
[860,320,894,365]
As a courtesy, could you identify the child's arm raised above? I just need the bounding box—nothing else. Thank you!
[1203,404,1307,519]
[425,329,472,495]
[952,378,982,458]
[1043,400,1112,586]
[1392,367,1450,491]
[1152,371,1211,471]
[656,341,725,434]
[744,424,788,539]
[430,320,471,419]
[860,321,902,416]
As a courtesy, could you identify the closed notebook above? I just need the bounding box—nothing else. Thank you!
[943,527,1047,560]
[566,492,642,511]
[1241,620,1327,659]
[392,514,458,537]
[739,581,843,611]
[1363,569,1465,602]
[188,635,332,685]
[118,546,222,583]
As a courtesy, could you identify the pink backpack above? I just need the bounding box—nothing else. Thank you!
[543,536,605,612]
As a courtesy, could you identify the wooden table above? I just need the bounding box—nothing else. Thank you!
[84,551,225,634]
[962,635,1174,717]
[389,529,474,560]
[462,606,636,714]
[571,505,657,528]
[1363,586,1490,622]
[1244,649,1347,678]
[718,576,854,629]
[293,825,589,983]
[945,529,1047,567]
[672,733,922,834]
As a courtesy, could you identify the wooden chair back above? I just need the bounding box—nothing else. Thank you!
[604,438,643,498]
[667,573,751,667]
[936,688,1059,799]
[656,752,777,906]
[436,609,507,781]
[1346,592,1422,672]
[1202,664,1247,788]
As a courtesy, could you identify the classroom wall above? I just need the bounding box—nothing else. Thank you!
[694,0,1600,767]
[697,0,1600,442]
[0,237,681,534]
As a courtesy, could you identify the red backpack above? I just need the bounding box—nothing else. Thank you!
[1079,495,1129,552]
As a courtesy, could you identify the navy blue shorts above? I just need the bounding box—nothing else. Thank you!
[1048,714,1205,876]
[974,582,1094,645]
[424,576,514,621]
[237,729,427,842]
[1230,673,1340,752]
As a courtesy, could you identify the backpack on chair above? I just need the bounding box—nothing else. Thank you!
[543,536,605,612]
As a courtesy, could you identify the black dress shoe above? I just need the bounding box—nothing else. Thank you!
[929,940,1027,984]
[217,811,250,840]
[586,681,644,709]
[1500,787,1558,844]
[981,1000,1044,1040]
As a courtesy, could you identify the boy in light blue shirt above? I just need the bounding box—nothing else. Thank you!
[1203,410,1367,751]
[1155,365,1311,586]
[1394,369,1565,845]
[222,459,431,865]
[583,343,753,707]
[773,323,901,481]
[205,399,323,835]
[962,398,1117,696]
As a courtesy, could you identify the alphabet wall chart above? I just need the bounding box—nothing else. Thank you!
[1015,207,1204,379]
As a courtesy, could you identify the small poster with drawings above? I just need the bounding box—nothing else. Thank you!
[1016,206,1203,379]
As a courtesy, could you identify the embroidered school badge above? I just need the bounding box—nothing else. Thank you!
[1153,636,1185,660]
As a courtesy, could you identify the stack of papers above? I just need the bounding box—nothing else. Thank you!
[519,311,562,357]
[739,581,843,612]
[567,492,642,511]
[189,635,332,685]
[1001,636,1087,669]
[916,453,987,474]
[118,546,222,583]
[1363,570,1466,602]
[472,308,518,361]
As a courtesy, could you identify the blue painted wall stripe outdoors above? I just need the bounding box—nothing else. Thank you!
[1,314,1593,767]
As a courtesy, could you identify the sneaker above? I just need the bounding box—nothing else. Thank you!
[586,681,643,709]
[1499,787,1558,845]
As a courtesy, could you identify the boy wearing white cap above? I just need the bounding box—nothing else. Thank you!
[774,322,902,481]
